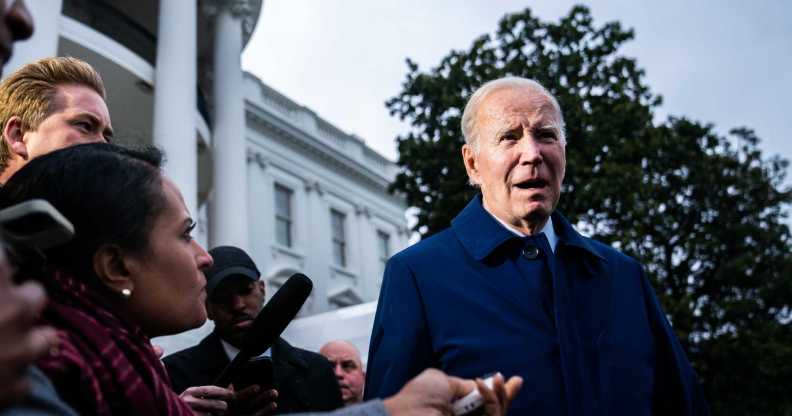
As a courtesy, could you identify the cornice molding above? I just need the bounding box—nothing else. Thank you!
[246,148,268,170]
[303,178,325,196]
[245,106,397,197]
[355,203,371,219]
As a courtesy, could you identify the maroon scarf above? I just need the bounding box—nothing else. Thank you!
[36,270,194,416]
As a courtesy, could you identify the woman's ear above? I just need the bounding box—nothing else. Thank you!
[92,244,134,296]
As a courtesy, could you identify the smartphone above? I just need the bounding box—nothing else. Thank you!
[232,356,274,390]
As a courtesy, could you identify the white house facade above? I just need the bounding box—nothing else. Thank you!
[6,0,408,353]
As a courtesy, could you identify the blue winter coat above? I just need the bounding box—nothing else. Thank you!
[365,195,708,415]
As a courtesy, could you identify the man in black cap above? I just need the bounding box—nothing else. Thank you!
[164,245,343,415]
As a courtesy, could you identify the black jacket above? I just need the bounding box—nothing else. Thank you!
[163,332,343,414]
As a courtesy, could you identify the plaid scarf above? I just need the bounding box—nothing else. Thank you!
[36,270,194,416]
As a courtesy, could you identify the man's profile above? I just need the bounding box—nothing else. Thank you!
[0,56,111,183]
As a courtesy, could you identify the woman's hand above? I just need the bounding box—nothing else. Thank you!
[179,385,235,415]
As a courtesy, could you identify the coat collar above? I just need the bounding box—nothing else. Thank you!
[451,194,606,262]
[550,210,607,262]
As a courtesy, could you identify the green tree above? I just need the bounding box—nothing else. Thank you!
[387,5,792,414]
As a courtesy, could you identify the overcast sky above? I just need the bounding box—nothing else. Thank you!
[241,1,792,180]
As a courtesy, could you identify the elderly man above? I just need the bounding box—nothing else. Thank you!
[320,341,366,405]
[365,77,708,415]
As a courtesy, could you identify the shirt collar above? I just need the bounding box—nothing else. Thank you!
[452,194,605,262]
[220,338,271,361]
[484,206,558,253]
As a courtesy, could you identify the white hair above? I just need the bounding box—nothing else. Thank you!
[460,77,566,152]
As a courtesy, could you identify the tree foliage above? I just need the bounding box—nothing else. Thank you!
[387,5,792,414]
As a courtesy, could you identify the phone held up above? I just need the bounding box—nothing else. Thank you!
[233,356,274,391]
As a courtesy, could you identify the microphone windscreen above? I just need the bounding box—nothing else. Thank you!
[240,273,313,356]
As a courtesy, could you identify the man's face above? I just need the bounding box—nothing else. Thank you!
[206,277,265,348]
[0,0,33,73]
[320,341,365,405]
[21,84,112,160]
[462,86,566,233]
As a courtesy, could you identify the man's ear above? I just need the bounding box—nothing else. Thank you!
[3,117,29,159]
[461,144,480,186]
[92,244,134,296]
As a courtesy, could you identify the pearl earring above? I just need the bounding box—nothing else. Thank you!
[121,288,132,298]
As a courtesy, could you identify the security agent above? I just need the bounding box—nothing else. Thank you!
[164,245,343,414]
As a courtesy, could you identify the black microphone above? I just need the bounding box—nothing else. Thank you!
[213,273,313,387]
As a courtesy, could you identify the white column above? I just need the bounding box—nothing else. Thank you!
[209,5,248,250]
[3,0,63,77]
[152,0,198,216]
[354,206,372,300]
[302,180,330,313]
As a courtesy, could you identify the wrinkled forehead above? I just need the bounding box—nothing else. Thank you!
[479,86,562,125]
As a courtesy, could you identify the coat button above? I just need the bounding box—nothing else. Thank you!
[522,245,540,259]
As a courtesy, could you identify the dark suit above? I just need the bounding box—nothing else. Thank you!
[164,332,343,414]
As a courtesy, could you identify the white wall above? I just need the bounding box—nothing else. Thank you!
[244,120,407,315]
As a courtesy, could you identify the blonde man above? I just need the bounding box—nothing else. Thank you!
[0,56,112,183]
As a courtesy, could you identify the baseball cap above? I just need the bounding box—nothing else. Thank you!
[205,246,261,298]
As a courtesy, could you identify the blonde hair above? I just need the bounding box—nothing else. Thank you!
[0,57,106,171]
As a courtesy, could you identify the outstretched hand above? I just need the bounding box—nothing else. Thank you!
[475,373,523,416]
[383,369,522,415]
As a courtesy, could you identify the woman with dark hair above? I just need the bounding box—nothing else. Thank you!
[0,143,222,415]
